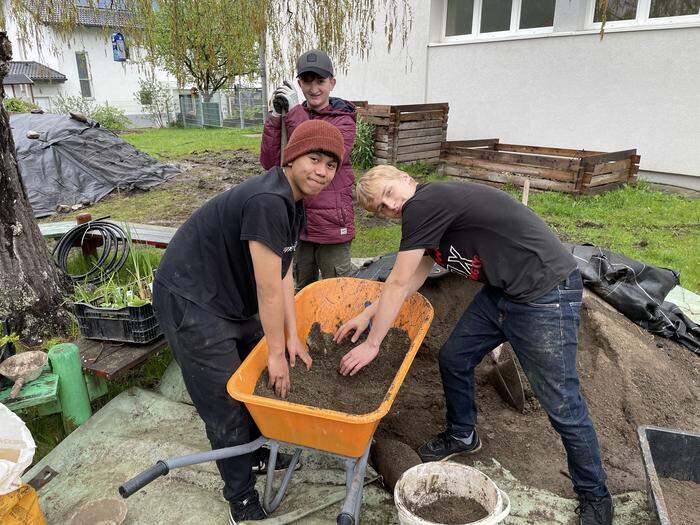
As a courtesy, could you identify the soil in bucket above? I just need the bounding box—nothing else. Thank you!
[254,322,411,414]
[410,494,488,524]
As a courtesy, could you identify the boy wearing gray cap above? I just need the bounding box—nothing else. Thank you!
[260,49,357,290]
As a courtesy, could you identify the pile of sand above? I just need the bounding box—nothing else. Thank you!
[377,275,699,497]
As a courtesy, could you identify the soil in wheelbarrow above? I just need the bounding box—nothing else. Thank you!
[375,274,700,499]
[410,495,488,524]
[254,322,411,414]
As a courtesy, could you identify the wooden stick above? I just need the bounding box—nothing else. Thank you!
[521,179,530,206]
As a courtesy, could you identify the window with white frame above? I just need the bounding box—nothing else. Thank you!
[75,52,93,98]
[590,0,700,27]
[444,0,556,39]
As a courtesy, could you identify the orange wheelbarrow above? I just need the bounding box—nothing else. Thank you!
[119,278,434,524]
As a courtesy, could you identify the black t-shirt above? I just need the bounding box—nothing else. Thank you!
[156,167,303,320]
[399,182,576,303]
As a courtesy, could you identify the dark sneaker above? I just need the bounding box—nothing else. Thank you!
[418,431,482,462]
[229,490,267,524]
[251,447,302,475]
[576,494,613,525]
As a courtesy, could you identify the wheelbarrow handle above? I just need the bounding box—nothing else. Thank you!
[119,461,169,498]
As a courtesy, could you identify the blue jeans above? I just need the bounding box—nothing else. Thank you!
[438,270,609,498]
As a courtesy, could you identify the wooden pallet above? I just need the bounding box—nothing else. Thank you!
[355,102,449,166]
[441,139,640,195]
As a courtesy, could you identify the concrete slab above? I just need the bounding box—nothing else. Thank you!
[667,285,700,324]
[22,387,654,524]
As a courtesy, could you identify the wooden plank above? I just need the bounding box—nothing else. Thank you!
[373,157,389,165]
[443,165,577,192]
[441,154,576,182]
[441,147,580,171]
[360,116,392,126]
[0,371,59,412]
[496,143,603,158]
[585,182,627,195]
[397,128,445,140]
[374,141,389,151]
[391,103,448,113]
[398,119,444,131]
[397,135,445,147]
[581,149,637,167]
[588,170,630,187]
[397,110,446,122]
[592,158,632,175]
[395,150,441,162]
[39,221,176,249]
[79,336,167,380]
[443,139,500,149]
[397,142,442,154]
[374,149,389,159]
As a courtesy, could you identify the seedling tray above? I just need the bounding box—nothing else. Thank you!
[73,301,161,344]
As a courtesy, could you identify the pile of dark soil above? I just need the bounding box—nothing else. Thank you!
[410,495,488,524]
[377,275,699,497]
[659,477,700,525]
[254,323,411,414]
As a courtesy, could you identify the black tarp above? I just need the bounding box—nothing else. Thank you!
[354,246,700,354]
[566,244,699,354]
[10,113,181,218]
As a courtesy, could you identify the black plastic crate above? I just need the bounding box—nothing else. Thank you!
[73,301,162,344]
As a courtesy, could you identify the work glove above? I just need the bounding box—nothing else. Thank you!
[271,80,299,116]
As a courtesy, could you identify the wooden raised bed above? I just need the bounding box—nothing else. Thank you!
[441,139,640,195]
[355,102,449,165]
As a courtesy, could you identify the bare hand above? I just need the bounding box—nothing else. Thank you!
[334,311,371,344]
[287,336,312,370]
[267,352,290,398]
[339,341,380,376]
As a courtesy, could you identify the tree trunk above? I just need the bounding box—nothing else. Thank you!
[0,32,70,341]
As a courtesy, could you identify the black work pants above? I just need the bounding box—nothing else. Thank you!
[153,281,263,503]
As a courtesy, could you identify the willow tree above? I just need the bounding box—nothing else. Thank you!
[0,0,412,339]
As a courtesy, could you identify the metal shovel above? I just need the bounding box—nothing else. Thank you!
[489,344,525,412]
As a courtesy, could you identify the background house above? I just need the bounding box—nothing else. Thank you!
[4,1,177,125]
[3,61,68,110]
[330,0,700,190]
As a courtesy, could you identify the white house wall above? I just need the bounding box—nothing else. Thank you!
[6,13,176,118]
[334,0,700,187]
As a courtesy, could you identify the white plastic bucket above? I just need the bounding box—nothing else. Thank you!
[394,462,511,525]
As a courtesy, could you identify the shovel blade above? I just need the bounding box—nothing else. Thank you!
[490,356,526,412]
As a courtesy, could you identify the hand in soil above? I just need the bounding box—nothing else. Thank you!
[286,336,312,369]
[339,340,380,376]
[267,352,291,398]
[334,310,372,344]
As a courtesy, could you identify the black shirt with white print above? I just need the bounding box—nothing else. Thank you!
[399,182,576,303]
[156,166,304,320]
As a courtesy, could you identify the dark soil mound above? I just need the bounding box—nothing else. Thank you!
[377,275,700,497]
[254,323,411,414]
[410,495,488,524]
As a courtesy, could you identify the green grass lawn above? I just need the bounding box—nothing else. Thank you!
[122,126,262,159]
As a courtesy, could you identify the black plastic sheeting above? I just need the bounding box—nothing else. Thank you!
[566,244,699,355]
[354,246,699,354]
[10,113,181,218]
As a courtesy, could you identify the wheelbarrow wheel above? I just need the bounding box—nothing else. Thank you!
[337,512,354,525]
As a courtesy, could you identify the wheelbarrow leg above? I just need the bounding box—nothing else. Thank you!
[337,443,371,525]
[262,441,303,514]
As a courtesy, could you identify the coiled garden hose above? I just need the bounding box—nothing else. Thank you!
[52,218,130,283]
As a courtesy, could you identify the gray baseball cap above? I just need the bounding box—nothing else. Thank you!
[296,49,334,78]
